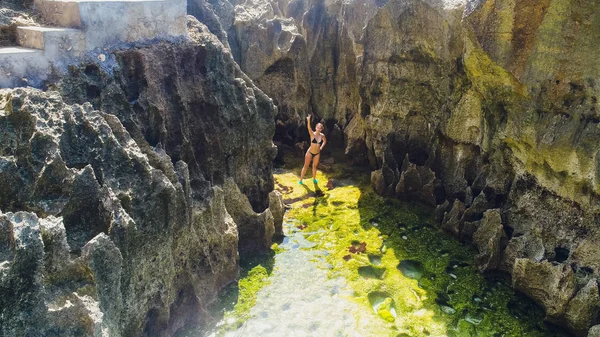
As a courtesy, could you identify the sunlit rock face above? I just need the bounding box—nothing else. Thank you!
[193,0,382,147]
[193,0,600,334]
[0,18,282,336]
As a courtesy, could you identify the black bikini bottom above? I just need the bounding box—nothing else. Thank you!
[309,151,320,157]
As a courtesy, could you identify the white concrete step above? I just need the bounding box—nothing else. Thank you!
[0,46,44,57]
[16,26,86,58]
[0,47,50,88]
[34,0,187,48]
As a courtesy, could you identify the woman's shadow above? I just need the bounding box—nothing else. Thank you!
[301,182,328,216]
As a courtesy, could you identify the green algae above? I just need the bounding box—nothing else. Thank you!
[227,264,270,324]
[273,165,572,337]
[464,32,527,101]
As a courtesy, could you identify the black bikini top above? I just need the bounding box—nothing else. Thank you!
[312,136,323,145]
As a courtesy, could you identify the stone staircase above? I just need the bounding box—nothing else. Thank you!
[0,0,187,88]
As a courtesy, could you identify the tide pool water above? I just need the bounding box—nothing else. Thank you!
[197,168,572,337]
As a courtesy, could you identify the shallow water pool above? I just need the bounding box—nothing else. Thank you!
[194,169,572,337]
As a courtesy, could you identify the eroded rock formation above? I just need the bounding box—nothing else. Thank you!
[0,18,282,336]
[2,0,600,334]
[192,0,600,335]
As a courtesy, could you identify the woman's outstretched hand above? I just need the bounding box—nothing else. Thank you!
[307,114,311,121]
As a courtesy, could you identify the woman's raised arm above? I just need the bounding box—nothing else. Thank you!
[306,114,314,138]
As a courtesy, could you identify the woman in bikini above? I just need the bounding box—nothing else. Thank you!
[299,114,327,184]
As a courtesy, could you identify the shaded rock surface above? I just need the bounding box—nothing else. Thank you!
[472,208,504,271]
[192,0,600,334]
[566,279,600,337]
[513,259,577,323]
[0,17,279,336]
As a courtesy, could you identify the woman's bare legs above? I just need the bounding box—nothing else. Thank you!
[312,153,320,182]
[300,151,312,182]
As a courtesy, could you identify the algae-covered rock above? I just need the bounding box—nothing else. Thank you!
[444,90,484,146]
[512,259,576,322]
[376,297,396,322]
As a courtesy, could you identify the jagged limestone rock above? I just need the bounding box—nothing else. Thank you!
[512,259,577,322]
[441,199,465,237]
[81,234,123,336]
[434,199,450,223]
[0,212,46,337]
[0,16,280,333]
[464,186,473,207]
[472,209,504,271]
[395,160,438,206]
[397,164,422,195]
[269,190,285,237]
[38,215,71,285]
[59,17,277,213]
[371,165,399,197]
[500,234,545,273]
[572,239,600,274]
[461,220,480,242]
[45,292,106,337]
[565,278,600,337]
[187,0,234,48]
[344,113,369,165]
[223,178,275,253]
[462,190,488,223]
[61,166,112,252]
[191,0,377,153]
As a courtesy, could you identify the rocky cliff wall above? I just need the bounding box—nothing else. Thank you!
[0,18,282,336]
[192,0,600,335]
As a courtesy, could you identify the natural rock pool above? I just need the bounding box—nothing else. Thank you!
[192,167,572,337]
